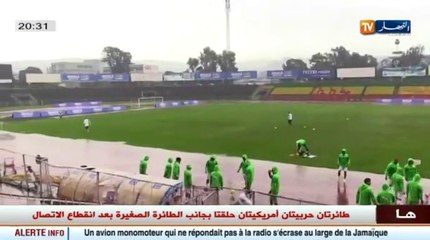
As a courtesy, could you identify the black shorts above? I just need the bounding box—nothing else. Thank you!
[84,126,89,130]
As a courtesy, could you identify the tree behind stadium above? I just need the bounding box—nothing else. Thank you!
[282,59,308,70]
[308,46,378,69]
[217,50,238,72]
[398,45,425,67]
[187,47,239,72]
[102,46,132,74]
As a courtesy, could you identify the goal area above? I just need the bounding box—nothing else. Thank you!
[135,96,164,109]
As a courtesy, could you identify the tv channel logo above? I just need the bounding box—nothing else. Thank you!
[360,20,411,35]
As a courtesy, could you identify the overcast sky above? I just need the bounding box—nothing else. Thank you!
[0,0,429,62]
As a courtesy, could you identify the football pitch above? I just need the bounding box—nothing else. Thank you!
[3,102,430,177]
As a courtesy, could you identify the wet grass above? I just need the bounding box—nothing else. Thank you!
[3,102,430,177]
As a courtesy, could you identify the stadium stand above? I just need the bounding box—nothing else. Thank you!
[251,85,274,100]
[0,85,258,107]
[267,87,313,100]
[263,84,416,102]
[362,86,395,99]
[310,86,364,101]
[271,87,313,95]
[0,94,13,107]
[3,78,430,108]
[398,86,430,98]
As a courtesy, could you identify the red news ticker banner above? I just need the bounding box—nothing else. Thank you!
[0,205,430,226]
[376,206,430,224]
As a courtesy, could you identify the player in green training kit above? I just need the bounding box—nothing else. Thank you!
[244,162,255,195]
[164,158,173,179]
[296,139,310,157]
[337,148,350,182]
[385,159,400,185]
[356,178,377,205]
[376,184,396,205]
[268,166,280,205]
[237,154,250,185]
[184,165,193,199]
[391,168,405,202]
[205,155,218,185]
[172,157,181,180]
[139,156,149,175]
[404,158,418,182]
[406,174,424,205]
[210,165,224,190]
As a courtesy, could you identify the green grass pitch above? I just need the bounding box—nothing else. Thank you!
[3,102,430,177]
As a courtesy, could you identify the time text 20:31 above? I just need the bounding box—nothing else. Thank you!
[15,20,56,32]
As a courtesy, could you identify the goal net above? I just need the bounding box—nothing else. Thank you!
[136,96,164,109]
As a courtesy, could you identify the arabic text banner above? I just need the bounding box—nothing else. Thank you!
[374,20,411,34]
[20,205,374,225]
[3,226,430,240]
[3,205,430,226]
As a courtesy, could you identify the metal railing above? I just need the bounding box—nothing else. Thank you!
[0,192,97,205]
[190,186,326,205]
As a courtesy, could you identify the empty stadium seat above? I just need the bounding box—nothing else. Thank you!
[362,86,395,99]
[270,87,313,95]
[311,87,363,95]
[309,86,364,101]
[364,86,395,95]
[399,86,430,96]
[267,87,313,100]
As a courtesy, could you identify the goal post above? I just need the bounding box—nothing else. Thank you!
[136,96,164,109]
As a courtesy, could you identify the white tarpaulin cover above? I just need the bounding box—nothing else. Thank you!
[57,169,182,205]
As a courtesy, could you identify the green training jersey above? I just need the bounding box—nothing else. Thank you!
[338,153,350,167]
[210,171,224,189]
[139,160,148,174]
[385,162,398,179]
[240,159,250,174]
[356,184,377,205]
[392,173,404,193]
[377,190,395,205]
[206,159,218,173]
[407,179,423,204]
[404,164,417,181]
[245,164,255,183]
[184,169,192,188]
[164,163,173,179]
[271,173,280,195]
[172,162,181,180]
